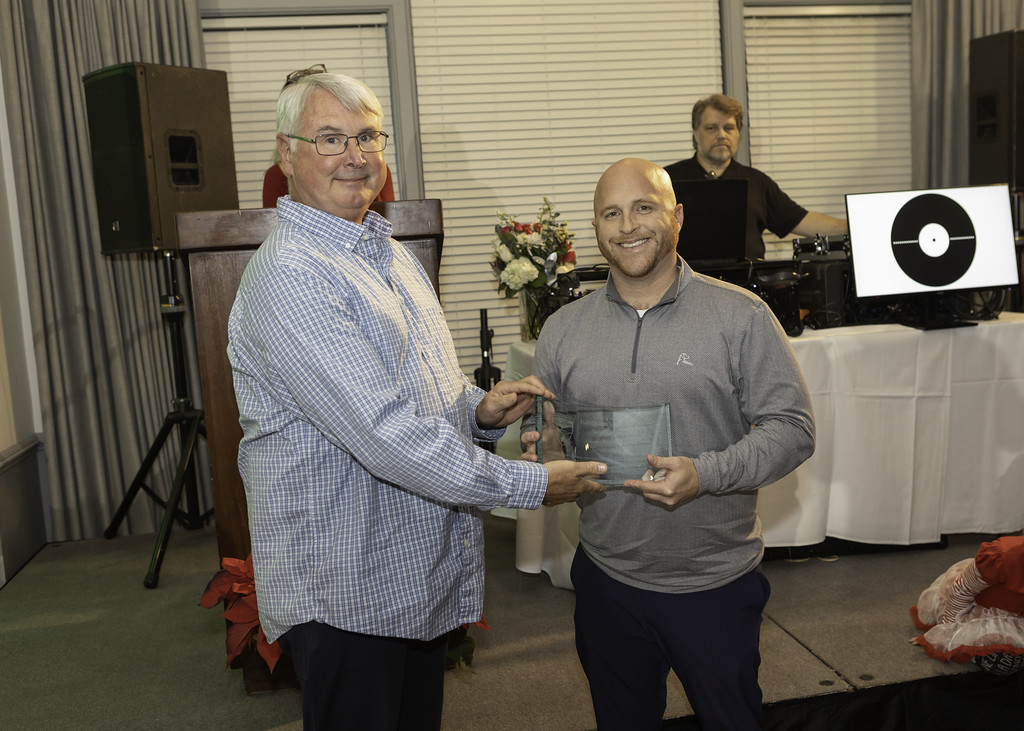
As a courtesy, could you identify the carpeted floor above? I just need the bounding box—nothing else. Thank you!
[0,512,1020,729]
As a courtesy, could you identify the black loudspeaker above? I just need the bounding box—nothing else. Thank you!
[82,63,238,254]
[969,30,1024,189]
[798,260,850,329]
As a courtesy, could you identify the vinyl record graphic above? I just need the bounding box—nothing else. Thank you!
[890,194,976,286]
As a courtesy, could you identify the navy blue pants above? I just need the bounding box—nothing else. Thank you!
[276,621,448,730]
[572,547,770,731]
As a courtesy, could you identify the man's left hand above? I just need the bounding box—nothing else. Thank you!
[623,454,700,506]
[476,376,555,430]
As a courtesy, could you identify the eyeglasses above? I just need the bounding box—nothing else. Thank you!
[284,64,327,86]
[285,131,389,155]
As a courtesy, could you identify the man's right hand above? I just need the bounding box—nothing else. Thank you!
[542,460,607,506]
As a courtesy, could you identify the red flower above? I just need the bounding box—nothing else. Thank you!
[533,222,541,232]
[501,225,511,233]
[199,554,283,674]
[559,250,577,264]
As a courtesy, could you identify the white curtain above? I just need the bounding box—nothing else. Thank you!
[0,0,210,541]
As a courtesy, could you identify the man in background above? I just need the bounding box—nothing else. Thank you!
[229,72,606,729]
[665,93,847,259]
[527,158,814,729]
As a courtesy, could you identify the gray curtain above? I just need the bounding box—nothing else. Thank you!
[0,0,211,541]
[911,0,1024,188]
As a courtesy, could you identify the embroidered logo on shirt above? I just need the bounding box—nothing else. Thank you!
[676,353,694,367]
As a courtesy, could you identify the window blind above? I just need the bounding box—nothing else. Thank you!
[743,5,913,259]
[201,15,394,209]
[411,0,721,372]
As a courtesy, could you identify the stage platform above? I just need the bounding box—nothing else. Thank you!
[441,513,1023,730]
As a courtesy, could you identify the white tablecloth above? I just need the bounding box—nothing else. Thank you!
[500,313,1024,589]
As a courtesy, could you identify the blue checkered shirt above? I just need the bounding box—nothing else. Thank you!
[227,198,547,643]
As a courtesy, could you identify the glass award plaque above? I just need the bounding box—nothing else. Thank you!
[535,400,673,487]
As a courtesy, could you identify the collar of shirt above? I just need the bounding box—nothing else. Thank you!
[277,196,394,248]
[604,257,688,310]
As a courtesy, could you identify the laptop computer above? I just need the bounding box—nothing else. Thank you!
[671,178,748,269]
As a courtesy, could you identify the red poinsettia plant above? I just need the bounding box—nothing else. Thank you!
[199,554,283,674]
[448,614,492,670]
[200,554,490,673]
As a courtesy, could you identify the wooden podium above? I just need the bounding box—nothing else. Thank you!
[175,201,444,564]
[176,200,444,692]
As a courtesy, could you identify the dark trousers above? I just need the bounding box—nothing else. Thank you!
[571,547,770,731]
[276,621,448,731]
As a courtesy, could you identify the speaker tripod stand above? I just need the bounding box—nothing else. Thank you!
[105,251,213,588]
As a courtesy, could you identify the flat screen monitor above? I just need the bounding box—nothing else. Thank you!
[845,185,1018,326]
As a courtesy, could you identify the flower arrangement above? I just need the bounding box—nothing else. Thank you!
[490,198,580,339]
[490,197,577,298]
[199,554,283,674]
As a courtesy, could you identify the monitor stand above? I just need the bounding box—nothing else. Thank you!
[898,294,977,331]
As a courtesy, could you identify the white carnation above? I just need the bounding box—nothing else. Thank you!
[496,244,514,263]
[500,257,539,290]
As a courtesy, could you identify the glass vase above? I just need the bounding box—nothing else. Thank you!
[519,289,544,341]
